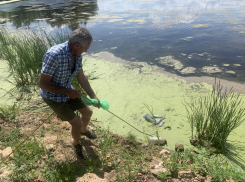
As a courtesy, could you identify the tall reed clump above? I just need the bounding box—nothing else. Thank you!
[0,28,68,98]
[185,80,245,152]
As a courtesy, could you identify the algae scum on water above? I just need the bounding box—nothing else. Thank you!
[83,52,245,169]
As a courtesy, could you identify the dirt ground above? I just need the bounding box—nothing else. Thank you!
[0,108,220,182]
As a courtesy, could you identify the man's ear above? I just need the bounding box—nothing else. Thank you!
[74,43,81,49]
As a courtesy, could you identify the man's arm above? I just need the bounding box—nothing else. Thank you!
[39,73,82,99]
[76,69,99,100]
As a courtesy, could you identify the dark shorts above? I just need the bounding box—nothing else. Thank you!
[42,97,87,121]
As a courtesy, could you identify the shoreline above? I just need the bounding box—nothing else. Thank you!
[90,51,245,94]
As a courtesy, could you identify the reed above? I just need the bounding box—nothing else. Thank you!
[0,28,69,98]
[185,80,245,152]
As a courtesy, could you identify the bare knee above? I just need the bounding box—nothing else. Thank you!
[78,106,93,118]
[68,115,82,128]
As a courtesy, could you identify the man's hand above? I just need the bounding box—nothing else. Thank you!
[67,90,83,99]
[77,69,100,107]
[93,96,100,108]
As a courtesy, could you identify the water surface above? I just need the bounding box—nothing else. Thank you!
[1,0,245,83]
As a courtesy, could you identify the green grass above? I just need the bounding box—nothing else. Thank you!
[161,148,245,181]
[0,103,19,121]
[0,128,20,149]
[1,125,245,181]
[126,131,137,141]
[0,28,69,99]
[185,80,245,152]
[0,28,98,100]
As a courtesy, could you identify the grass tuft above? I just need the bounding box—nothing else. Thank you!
[185,79,245,152]
[0,28,69,99]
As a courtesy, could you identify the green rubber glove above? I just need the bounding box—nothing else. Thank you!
[81,95,109,110]
[100,100,110,110]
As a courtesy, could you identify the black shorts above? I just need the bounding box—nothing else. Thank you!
[42,97,86,121]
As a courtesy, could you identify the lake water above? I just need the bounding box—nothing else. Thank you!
[1,0,245,83]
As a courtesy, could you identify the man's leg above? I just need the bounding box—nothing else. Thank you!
[68,115,83,145]
[77,106,93,133]
[77,106,97,139]
[68,116,85,159]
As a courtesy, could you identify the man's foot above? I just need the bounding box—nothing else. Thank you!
[81,130,97,139]
[72,143,85,159]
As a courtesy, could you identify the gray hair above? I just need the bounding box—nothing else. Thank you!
[68,28,93,47]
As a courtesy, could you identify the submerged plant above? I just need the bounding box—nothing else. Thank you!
[185,80,245,152]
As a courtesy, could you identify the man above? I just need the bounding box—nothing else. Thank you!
[39,27,99,159]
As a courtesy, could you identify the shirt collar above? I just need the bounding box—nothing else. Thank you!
[65,41,72,60]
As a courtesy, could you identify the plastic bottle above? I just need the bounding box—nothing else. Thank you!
[149,137,167,145]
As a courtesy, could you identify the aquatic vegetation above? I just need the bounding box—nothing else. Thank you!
[201,66,222,74]
[155,56,184,70]
[180,67,196,75]
[0,28,69,98]
[185,80,245,153]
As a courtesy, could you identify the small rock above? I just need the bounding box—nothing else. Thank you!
[46,144,55,151]
[154,164,160,169]
[76,173,104,182]
[190,139,198,146]
[150,168,171,178]
[175,143,184,152]
[0,147,14,160]
[154,162,163,169]
[226,70,236,74]
[160,149,170,155]
[116,159,121,164]
[112,133,119,138]
[178,170,195,178]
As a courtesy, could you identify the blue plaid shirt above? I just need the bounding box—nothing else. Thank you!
[40,41,83,102]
